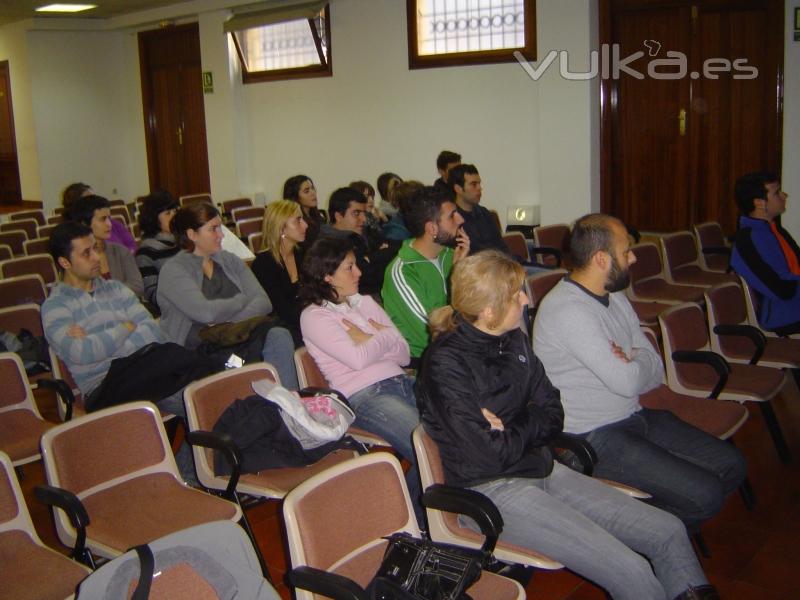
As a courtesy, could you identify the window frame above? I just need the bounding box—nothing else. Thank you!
[230,4,332,84]
[406,0,536,70]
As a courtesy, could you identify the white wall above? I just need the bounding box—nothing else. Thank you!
[26,30,148,211]
[782,2,799,238]
[0,21,41,201]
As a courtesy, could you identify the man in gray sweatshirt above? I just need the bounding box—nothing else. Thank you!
[533,214,746,530]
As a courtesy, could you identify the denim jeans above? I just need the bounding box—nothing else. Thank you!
[156,388,198,486]
[261,326,299,391]
[467,463,707,600]
[348,375,423,523]
[586,408,747,529]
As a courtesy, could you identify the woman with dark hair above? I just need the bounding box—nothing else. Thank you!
[251,200,308,336]
[298,237,422,516]
[135,191,180,309]
[157,203,298,389]
[72,195,144,296]
[417,250,715,600]
[62,182,137,252]
[283,174,323,249]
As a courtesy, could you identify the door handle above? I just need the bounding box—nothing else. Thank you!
[678,109,686,136]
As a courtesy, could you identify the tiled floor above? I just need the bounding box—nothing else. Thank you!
[19,374,800,599]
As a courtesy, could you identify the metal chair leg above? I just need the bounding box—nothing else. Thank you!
[758,402,792,464]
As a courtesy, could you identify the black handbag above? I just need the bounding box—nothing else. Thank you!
[367,533,486,600]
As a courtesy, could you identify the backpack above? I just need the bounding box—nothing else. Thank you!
[0,329,51,375]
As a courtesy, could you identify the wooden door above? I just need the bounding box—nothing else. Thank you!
[0,61,22,204]
[139,24,210,198]
[601,0,783,234]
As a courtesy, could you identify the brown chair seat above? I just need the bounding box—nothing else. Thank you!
[717,334,800,366]
[236,449,359,495]
[630,300,671,326]
[0,409,54,463]
[634,279,705,303]
[640,388,748,439]
[671,265,738,286]
[81,472,239,552]
[675,360,785,400]
[0,530,89,600]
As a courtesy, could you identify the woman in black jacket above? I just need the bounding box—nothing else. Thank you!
[416,250,714,600]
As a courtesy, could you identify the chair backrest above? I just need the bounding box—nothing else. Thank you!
[658,303,715,394]
[526,269,567,314]
[46,215,64,225]
[0,450,38,536]
[231,206,265,222]
[1,220,35,240]
[37,223,57,239]
[0,254,57,286]
[180,193,213,207]
[737,275,768,334]
[109,206,130,224]
[660,231,701,280]
[0,352,42,415]
[293,347,328,388]
[23,237,50,256]
[0,303,44,337]
[705,282,754,358]
[488,210,503,235]
[237,217,262,239]
[283,452,417,596]
[0,244,11,262]
[247,232,264,253]
[0,275,47,308]
[41,401,177,499]
[184,363,280,482]
[630,242,664,284]
[9,210,45,226]
[222,198,253,214]
[533,224,570,254]
[49,350,83,420]
[501,231,530,262]
[694,221,726,248]
[0,231,26,256]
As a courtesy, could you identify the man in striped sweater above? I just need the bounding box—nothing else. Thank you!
[381,186,470,365]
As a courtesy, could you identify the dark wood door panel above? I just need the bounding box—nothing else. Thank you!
[0,61,21,204]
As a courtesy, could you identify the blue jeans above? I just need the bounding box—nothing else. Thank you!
[468,463,707,600]
[348,375,422,523]
[585,408,747,529]
[156,388,198,486]
[261,326,298,391]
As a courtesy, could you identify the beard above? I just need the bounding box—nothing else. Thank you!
[605,254,631,293]
[433,228,458,248]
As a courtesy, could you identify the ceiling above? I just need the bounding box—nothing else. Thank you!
[0,1,192,26]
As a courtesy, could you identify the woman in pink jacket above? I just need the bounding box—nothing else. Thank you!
[299,237,421,515]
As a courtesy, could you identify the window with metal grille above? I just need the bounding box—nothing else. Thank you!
[229,3,331,83]
[407,0,536,69]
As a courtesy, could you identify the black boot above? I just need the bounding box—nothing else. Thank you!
[673,584,720,600]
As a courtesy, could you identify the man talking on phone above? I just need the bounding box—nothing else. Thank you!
[382,186,470,367]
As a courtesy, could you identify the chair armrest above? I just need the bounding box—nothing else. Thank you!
[528,246,562,268]
[701,246,731,256]
[422,484,503,553]
[35,378,75,421]
[288,566,367,600]
[671,350,731,399]
[553,432,597,476]
[34,484,94,567]
[184,430,242,499]
[713,324,766,364]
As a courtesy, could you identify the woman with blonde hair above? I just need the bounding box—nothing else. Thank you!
[417,250,714,600]
[251,200,308,336]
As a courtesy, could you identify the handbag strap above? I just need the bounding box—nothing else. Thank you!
[131,543,155,600]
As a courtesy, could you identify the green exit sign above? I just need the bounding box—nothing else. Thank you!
[202,71,213,93]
